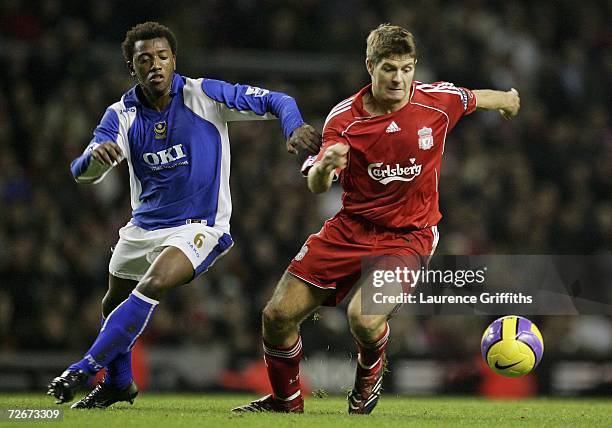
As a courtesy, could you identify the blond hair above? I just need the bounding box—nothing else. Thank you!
[366,24,417,65]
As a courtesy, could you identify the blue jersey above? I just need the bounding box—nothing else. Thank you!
[71,73,304,232]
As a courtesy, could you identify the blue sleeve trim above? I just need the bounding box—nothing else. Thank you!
[202,79,305,139]
[276,96,305,140]
[70,147,93,178]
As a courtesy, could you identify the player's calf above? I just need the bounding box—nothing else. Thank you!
[347,321,390,415]
[347,354,385,415]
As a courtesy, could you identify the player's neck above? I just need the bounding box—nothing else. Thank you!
[363,90,410,116]
[140,86,172,112]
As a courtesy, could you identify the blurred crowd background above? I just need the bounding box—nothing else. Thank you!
[0,0,610,395]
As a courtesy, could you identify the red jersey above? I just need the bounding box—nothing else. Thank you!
[303,81,477,230]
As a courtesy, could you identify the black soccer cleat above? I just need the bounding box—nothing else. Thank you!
[231,394,304,413]
[46,369,89,404]
[347,355,385,415]
[71,380,138,409]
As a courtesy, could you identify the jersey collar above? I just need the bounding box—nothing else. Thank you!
[353,81,416,118]
[125,73,184,108]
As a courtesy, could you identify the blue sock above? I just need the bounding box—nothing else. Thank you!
[99,317,134,390]
[105,351,133,390]
[68,290,158,376]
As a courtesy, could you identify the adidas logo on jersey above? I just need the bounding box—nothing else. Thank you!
[385,121,401,133]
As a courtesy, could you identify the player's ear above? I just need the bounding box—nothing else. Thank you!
[172,55,176,71]
[127,62,136,76]
[365,58,374,76]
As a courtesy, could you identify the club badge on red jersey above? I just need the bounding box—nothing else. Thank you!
[417,126,434,150]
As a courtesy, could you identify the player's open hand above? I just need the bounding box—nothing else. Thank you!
[286,124,322,155]
[321,143,349,172]
[92,141,124,166]
[499,88,520,120]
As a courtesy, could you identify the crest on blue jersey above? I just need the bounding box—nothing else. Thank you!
[154,121,167,139]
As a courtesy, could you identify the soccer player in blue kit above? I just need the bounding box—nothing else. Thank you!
[46,22,321,408]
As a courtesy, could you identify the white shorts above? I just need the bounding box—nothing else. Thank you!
[109,222,234,281]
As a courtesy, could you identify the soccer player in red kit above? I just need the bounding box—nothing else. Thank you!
[233,24,520,414]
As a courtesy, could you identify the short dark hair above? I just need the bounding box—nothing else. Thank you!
[366,24,417,65]
[121,22,177,62]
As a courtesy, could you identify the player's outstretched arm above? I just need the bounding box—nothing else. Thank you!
[70,141,124,184]
[473,88,520,119]
[307,143,349,194]
[202,79,321,154]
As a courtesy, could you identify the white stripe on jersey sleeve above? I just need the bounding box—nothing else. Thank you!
[222,108,276,122]
[323,96,355,128]
[323,106,352,128]
[416,83,471,112]
[109,98,141,210]
[419,88,464,95]
[416,82,457,89]
[329,96,355,114]
[183,78,232,233]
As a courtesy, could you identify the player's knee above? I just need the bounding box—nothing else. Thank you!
[101,295,118,318]
[348,312,386,342]
[346,300,366,331]
[262,304,295,332]
[102,291,128,318]
[136,275,168,300]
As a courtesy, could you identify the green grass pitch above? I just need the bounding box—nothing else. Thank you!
[1,394,611,427]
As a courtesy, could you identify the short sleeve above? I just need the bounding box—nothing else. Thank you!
[421,82,477,129]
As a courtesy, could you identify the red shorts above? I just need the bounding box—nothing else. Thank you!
[287,211,439,306]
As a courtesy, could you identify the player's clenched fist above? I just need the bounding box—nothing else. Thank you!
[92,141,124,166]
[307,143,349,193]
[286,124,322,155]
[321,143,349,172]
[500,88,520,120]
